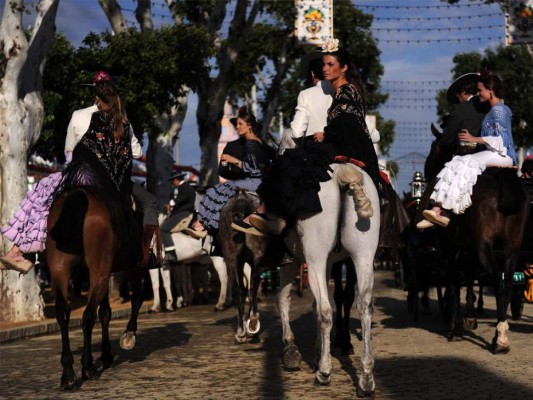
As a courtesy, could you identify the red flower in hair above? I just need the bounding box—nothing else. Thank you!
[238,106,248,115]
[93,70,112,84]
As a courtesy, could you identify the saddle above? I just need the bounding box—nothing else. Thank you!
[170,214,193,233]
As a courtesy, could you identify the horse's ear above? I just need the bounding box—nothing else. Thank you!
[431,123,442,139]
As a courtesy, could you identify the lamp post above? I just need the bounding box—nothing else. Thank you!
[410,171,426,204]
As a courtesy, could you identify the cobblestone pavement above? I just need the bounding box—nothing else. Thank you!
[0,271,532,400]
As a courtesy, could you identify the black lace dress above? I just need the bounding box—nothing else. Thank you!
[258,83,380,219]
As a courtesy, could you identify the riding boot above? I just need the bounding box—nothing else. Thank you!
[142,224,159,267]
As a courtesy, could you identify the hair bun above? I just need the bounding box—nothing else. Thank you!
[479,68,491,79]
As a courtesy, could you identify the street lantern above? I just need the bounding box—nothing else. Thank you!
[410,171,426,201]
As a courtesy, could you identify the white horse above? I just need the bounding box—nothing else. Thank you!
[153,226,250,312]
[276,131,380,397]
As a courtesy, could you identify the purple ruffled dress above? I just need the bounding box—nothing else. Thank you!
[1,172,62,253]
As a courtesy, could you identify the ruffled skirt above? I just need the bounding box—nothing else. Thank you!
[1,172,63,253]
[198,178,261,230]
[430,148,514,214]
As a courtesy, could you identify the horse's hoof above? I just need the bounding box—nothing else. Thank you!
[245,318,261,335]
[357,373,375,397]
[464,318,478,331]
[492,343,510,354]
[120,331,136,350]
[248,334,261,344]
[476,306,484,315]
[234,334,247,344]
[214,305,229,312]
[356,385,375,398]
[282,345,302,370]
[60,373,81,391]
[314,370,331,386]
[101,354,115,369]
[149,307,160,314]
[82,365,101,380]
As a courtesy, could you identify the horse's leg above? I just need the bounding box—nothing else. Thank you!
[161,265,174,311]
[212,257,230,311]
[464,256,478,331]
[331,261,344,349]
[149,268,162,313]
[227,256,247,343]
[171,264,184,308]
[306,256,332,385]
[245,255,263,338]
[81,276,107,380]
[476,284,484,315]
[341,259,356,356]
[120,269,145,350]
[98,293,114,369]
[278,261,302,369]
[54,276,80,390]
[350,251,376,397]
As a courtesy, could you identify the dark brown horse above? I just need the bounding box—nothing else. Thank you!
[47,187,144,390]
[218,190,270,343]
[420,129,529,352]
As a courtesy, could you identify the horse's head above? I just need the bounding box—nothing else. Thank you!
[424,123,456,182]
[278,128,297,155]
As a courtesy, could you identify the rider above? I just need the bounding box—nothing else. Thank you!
[160,171,196,260]
[183,106,272,239]
[235,39,381,236]
[0,76,144,272]
[416,72,488,230]
[417,72,518,228]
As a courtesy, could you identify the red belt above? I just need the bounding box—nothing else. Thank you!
[334,155,366,168]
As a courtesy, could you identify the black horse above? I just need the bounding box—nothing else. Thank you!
[419,128,529,352]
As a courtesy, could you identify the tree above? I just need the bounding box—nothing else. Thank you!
[0,0,59,322]
[436,45,533,150]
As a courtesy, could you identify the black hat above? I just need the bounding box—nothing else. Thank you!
[167,171,188,181]
[446,73,479,104]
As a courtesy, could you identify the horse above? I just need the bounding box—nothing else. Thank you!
[46,187,144,390]
[420,127,530,351]
[218,190,272,343]
[158,227,250,312]
[275,132,380,396]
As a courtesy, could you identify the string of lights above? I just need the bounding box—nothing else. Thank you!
[372,24,502,32]
[380,105,437,109]
[383,80,449,85]
[357,2,488,10]
[372,12,501,21]
[384,88,444,93]
[377,36,502,44]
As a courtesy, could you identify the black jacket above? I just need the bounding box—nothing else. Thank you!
[441,96,489,148]
[170,181,196,217]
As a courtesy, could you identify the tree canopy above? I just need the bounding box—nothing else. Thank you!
[37,26,211,162]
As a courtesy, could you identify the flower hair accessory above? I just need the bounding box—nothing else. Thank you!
[93,70,112,84]
[322,38,339,53]
[479,67,491,80]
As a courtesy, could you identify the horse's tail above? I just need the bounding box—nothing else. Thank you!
[334,164,373,219]
[49,189,88,254]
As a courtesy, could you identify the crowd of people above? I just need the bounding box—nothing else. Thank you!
[0,38,530,306]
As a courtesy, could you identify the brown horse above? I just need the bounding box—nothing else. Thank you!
[47,187,144,390]
[217,190,282,343]
[420,129,529,352]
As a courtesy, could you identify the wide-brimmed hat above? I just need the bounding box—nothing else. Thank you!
[167,171,188,181]
[446,73,480,104]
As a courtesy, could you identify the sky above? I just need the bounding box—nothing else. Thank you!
[24,0,508,193]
